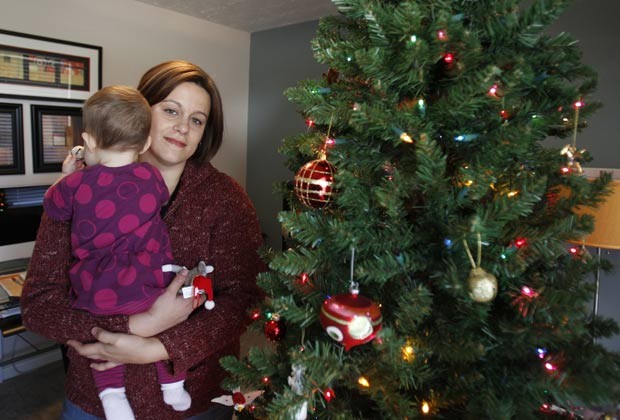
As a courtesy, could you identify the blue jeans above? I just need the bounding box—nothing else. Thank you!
[60,398,233,420]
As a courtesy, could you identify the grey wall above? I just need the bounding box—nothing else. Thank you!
[246,0,620,350]
[247,21,327,249]
[548,0,620,169]
[549,0,620,352]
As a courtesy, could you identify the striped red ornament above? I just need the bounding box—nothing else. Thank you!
[294,158,335,208]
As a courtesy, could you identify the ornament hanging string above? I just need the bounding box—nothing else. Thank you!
[572,98,581,148]
[477,233,482,267]
[320,114,335,159]
[350,246,359,294]
[300,328,306,349]
[327,114,334,139]
[463,232,482,269]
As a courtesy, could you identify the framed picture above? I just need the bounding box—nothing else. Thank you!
[31,104,83,173]
[0,29,101,102]
[0,103,24,175]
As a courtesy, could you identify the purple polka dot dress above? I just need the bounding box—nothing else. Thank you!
[43,162,173,315]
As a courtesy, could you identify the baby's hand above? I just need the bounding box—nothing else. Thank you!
[62,146,85,174]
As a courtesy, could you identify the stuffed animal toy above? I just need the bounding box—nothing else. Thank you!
[162,261,215,310]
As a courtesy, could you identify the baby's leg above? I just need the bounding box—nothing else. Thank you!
[156,361,191,411]
[92,364,135,420]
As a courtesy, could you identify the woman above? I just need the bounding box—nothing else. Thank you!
[21,61,265,420]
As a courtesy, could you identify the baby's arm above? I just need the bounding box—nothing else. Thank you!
[44,146,85,195]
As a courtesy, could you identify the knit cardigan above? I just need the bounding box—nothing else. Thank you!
[22,161,265,419]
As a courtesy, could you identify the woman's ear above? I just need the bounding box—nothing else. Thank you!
[139,136,152,155]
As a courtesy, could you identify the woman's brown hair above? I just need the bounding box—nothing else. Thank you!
[137,60,224,163]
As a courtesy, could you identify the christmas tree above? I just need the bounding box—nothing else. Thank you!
[221,0,620,418]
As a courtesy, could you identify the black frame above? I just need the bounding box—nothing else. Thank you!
[31,104,83,173]
[0,103,24,175]
[0,29,102,102]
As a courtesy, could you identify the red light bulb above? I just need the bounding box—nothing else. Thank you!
[515,238,527,248]
[521,285,538,298]
[324,388,335,402]
[300,273,309,284]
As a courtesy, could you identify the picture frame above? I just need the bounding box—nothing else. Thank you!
[0,103,24,175]
[31,104,83,173]
[0,29,101,102]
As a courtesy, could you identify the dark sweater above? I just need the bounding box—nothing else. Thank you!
[22,161,265,419]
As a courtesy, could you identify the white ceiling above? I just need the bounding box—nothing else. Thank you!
[135,0,339,33]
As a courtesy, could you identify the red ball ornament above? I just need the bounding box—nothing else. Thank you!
[320,292,382,351]
[264,318,286,341]
[294,158,335,209]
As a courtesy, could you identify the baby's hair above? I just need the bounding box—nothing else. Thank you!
[82,85,151,150]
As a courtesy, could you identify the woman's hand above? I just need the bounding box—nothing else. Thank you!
[67,327,168,371]
[128,268,204,337]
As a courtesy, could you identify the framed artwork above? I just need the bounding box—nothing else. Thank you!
[31,104,83,173]
[0,103,24,175]
[0,29,101,102]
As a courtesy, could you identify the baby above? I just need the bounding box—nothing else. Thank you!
[43,85,191,420]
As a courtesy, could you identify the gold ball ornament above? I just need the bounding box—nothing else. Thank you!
[468,267,498,303]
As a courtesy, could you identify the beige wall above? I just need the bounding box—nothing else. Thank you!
[0,0,250,260]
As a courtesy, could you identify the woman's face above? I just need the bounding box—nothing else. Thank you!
[144,82,211,168]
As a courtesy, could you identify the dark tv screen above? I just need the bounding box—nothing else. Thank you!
[0,186,47,247]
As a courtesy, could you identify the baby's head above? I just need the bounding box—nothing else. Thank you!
[82,85,151,152]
